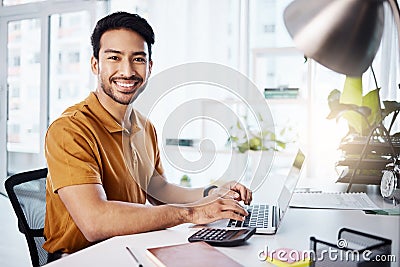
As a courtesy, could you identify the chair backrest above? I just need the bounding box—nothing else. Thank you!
[5,168,48,267]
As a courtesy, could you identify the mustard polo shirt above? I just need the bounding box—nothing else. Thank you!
[43,92,163,253]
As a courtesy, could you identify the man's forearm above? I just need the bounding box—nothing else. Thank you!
[58,183,248,244]
[82,200,192,242]
[58,183,194,243]
[147,174,204,204]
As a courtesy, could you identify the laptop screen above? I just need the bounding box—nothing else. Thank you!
[277,150,305,214]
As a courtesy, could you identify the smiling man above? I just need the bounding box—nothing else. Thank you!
[43,12,252,260]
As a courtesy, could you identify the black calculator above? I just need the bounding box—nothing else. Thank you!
[188,227,256,247]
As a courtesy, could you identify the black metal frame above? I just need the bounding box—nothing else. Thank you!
[310,228,392,267]
[5,168,48,267]
[346,122,398,192]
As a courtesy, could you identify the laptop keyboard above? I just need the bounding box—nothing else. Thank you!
[228,204,272,228]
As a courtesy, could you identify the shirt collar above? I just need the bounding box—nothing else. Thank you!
[85,92,142,134]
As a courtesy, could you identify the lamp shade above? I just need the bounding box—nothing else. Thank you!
[283,0,385,76]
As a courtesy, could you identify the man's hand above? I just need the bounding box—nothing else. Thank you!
[208,181,252,205]
[188,195,248,225]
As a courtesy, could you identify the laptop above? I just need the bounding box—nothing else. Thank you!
[226,149,305,234]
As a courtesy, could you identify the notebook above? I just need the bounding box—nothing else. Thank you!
[226,149,305,234]
[146,241,243,267]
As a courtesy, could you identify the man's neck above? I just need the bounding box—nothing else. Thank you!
[94,90,128,124]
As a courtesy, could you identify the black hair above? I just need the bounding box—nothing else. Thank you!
[91,11,155,60]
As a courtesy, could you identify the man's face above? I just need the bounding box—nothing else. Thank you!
[91,29,152,105]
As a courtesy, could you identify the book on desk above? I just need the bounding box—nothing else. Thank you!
[146,241,243,267]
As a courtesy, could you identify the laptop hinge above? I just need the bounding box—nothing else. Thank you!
[272,206,277,227]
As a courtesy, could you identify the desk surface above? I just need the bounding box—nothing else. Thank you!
[44,162,400,267]
[44,180,400,267]
[44,208,399,267]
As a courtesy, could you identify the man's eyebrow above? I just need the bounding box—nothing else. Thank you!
[103,49,147,56]
[131,51,147,57]
[104,49,122,54]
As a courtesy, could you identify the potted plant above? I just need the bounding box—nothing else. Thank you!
[225,114,296,180]
[326,76,400,185]
[227,115,293,154]
[179,174,191,187]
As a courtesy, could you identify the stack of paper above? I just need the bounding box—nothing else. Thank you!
[289,192,379,210]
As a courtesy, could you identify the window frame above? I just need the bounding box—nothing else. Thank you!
[0,0,99,194]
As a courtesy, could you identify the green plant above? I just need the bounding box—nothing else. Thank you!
[327,76,400,138]
[381,100,400,137]
[327,76,381,136]
[227,115,293,153]
[326,74,399,187]
[180,174,191,187]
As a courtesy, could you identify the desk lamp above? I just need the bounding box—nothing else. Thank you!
[283,0,400,191]
[283,0,400,77]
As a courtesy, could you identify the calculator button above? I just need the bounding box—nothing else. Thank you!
[188,227,256,247]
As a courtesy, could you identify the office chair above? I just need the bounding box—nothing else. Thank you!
[5,168,48,267]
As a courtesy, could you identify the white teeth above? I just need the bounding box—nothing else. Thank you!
[116,81,135,87]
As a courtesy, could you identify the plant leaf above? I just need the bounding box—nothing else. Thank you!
[340,76,363,106]
[230,136,238,142]
[362,88,382,133]
[327,89,341,110]
[340,77,364,133]
[236,120,242,130]
[382,101,400,118]
[237,143,249,153]
[326,103,370,121]
[275,140,286,149]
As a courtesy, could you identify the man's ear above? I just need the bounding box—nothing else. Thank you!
[148,60,153,76]
[90,56,99,75]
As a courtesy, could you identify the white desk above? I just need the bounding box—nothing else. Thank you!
[44,181,400,267]
[43,208,399,267]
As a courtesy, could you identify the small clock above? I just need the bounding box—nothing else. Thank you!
[380,164,400,204]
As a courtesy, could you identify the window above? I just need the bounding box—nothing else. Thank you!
[12,55,21,67]
[6,17,41,160]
[11,21,20,30]
[0,0,98,192]
[49,11,92,123]
[2,0,44,5]
[108,0,240,74]
[67,51,79,63]
[108,0,242,185]
[249,0,308,172]
[10,86,20,98]
[263,24,275,33]
[1,0,398,194]
[30,52,40,64]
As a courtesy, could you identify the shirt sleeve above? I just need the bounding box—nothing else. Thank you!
[45,118,102,193]
[148,122,164,177]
